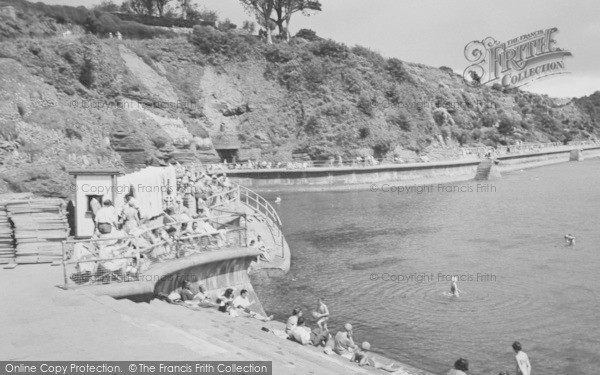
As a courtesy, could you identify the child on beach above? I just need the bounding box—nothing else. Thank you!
[313,298,330,331]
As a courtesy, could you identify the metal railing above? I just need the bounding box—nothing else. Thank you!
[203,183,286,260]
[237,185,285,259]
[62,174,292,287]
[204,185,240,209]
[61,216,247,288]
[62,236,138,287]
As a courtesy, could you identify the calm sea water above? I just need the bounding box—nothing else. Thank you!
[252,158,600,375]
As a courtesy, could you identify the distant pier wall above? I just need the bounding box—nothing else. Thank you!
[228,161,480,191]
[226,147,600,191]
[497,147,600,172]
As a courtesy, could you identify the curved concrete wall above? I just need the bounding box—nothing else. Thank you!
[153,250,266,316]
[79,248,267,316]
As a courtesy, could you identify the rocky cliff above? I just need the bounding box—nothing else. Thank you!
[1,1,599,197]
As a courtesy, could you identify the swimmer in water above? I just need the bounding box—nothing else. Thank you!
[564,234,575,246]
[450,276,460,297]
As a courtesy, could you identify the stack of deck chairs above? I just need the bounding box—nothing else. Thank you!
[0,193,33,264]
[4,198,69,264]
[0,203,14,264]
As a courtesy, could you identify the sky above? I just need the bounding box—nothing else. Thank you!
[39,0,600,98]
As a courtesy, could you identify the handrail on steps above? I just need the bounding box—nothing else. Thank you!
[203,183,285,259]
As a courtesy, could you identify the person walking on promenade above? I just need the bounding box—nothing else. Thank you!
[513,341,531,375]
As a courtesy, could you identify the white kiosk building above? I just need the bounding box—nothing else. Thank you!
[68,169,121,239]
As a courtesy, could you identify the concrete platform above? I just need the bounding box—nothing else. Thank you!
[0,264,433,375]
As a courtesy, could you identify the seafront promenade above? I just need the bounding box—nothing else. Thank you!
[221,143,600,192]
[0,264,433,375]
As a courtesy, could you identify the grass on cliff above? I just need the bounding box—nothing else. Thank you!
[0,0,178,40]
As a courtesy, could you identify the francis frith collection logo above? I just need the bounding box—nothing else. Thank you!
[462,27,572,88]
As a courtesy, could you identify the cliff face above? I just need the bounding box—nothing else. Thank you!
[0,7,599,197]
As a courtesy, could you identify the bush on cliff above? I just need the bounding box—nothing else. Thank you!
[310,39,349,59]
[357,94,375,117]
[264,44,296,63]
[79,56,95,88]
[351,45,386,71]
[387,111,412,132]
[190,26,259,60]
[386,58,413,84]
[295,28,319,41]
[0,121,19,142]
[498,116,515,135]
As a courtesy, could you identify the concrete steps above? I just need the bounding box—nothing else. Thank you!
[474,159,501,180]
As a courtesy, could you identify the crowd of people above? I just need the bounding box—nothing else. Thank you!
[206,156,394,172]
[271,299,531,375]
[69,163,256,285]
[160,281,533,375]
[274,299,407,373]
[163,282,274,323]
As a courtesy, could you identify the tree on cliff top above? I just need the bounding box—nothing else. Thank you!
[176,0,191,19]
[94,0,120,13]
[239,0,275,44]
[155,0,171,17]
[121,0,154,15]
[272,0,322,41]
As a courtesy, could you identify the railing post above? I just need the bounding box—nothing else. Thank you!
[62,240,68,289]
